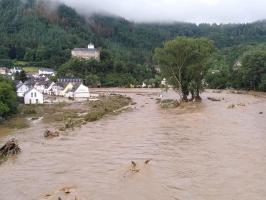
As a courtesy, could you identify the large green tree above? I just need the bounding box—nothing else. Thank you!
[241,51,266,91]
[154,37,213,101]
[0,77,18,119]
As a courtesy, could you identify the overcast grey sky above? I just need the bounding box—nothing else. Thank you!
[59,0,266,23]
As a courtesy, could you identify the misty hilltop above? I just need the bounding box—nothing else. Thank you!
[0,0,266,87]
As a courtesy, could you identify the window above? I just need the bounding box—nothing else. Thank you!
[31,92,33,97]
[29,99,32,104]
[36,99,39,104]
[35,92,37,97]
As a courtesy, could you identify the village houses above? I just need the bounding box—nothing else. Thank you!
[10,67,22,74]
[12,65,92,104]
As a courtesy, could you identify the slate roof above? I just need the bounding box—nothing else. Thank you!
[69,83,81,93]
[72,48,98,52]
[35,81,53,88]
[24,87,42,96]
[39,68,55,72]
[24,80,37,87]
[58,78,83,83]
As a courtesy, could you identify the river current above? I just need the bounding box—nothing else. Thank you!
[0,89,265,200]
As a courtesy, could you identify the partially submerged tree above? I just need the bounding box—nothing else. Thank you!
[154,37,213,101]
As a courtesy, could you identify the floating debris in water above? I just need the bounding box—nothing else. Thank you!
[0,138,21,163]
[44,130,60,138]
[144,159,152,164]
[207,97,222,102]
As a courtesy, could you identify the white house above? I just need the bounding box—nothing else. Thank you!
[24,88,44,104]
[65,83,90,99]
[38,68,55,76]
[161,78,167,86]
[142,82,147,88]
[17,83,30,97]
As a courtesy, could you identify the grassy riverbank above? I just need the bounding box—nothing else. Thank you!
[0,94,132,133]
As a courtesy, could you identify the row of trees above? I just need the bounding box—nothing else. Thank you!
[205,44,266,91]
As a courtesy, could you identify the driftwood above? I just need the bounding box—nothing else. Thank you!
[207,97,222,102]
[44,130,60,138]
[0,139,21,158]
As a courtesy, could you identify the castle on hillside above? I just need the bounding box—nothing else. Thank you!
[71,43,100,61]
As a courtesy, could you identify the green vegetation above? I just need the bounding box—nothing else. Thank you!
[14,70,28,82]
[159,99,180,109]
[205,44,266,91]
[0,0,266,90]
[154,37,213,101]
[19,95,131,130]
[84,95,132,122]
[23,67,39,73]
[240,51,266,91]
[0,77,18,120]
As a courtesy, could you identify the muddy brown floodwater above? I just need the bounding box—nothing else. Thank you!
[0,89,266,200]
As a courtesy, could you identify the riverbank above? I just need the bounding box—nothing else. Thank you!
[0,94,133,137]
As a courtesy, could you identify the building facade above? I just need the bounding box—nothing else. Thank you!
[24,88,44,104]
[71,43,100,61]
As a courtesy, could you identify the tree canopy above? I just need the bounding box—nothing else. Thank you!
[154,37,213,100]
[1,0,266,89]
[0,77,18,119]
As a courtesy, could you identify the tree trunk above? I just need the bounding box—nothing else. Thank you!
[190,90,195,101]
[182,94,188,102]
[195,88,202,102]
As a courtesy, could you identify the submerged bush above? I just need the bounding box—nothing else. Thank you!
[160,99,180,109]
[85,95,131,122]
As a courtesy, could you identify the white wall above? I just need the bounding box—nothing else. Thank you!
[24,89,44,104]
[74,84,90,98]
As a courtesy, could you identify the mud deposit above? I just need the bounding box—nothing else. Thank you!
[0,89,265,200]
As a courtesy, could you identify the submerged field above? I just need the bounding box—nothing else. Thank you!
[0,89,265,200]
[0,94,132,136]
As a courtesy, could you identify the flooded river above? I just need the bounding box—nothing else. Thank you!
[0,89,266,200]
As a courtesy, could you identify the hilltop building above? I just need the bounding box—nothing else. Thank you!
[71,43,100,61]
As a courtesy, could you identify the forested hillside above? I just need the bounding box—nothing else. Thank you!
[0,0,266,88]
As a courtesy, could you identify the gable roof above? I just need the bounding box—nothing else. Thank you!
[58,78,83,83]
[72,48,98,53]
[39,68,55,72]
[36,81,54,88]
[24,87,42,96]
[24,80,37,88]
[69,83,82,93]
